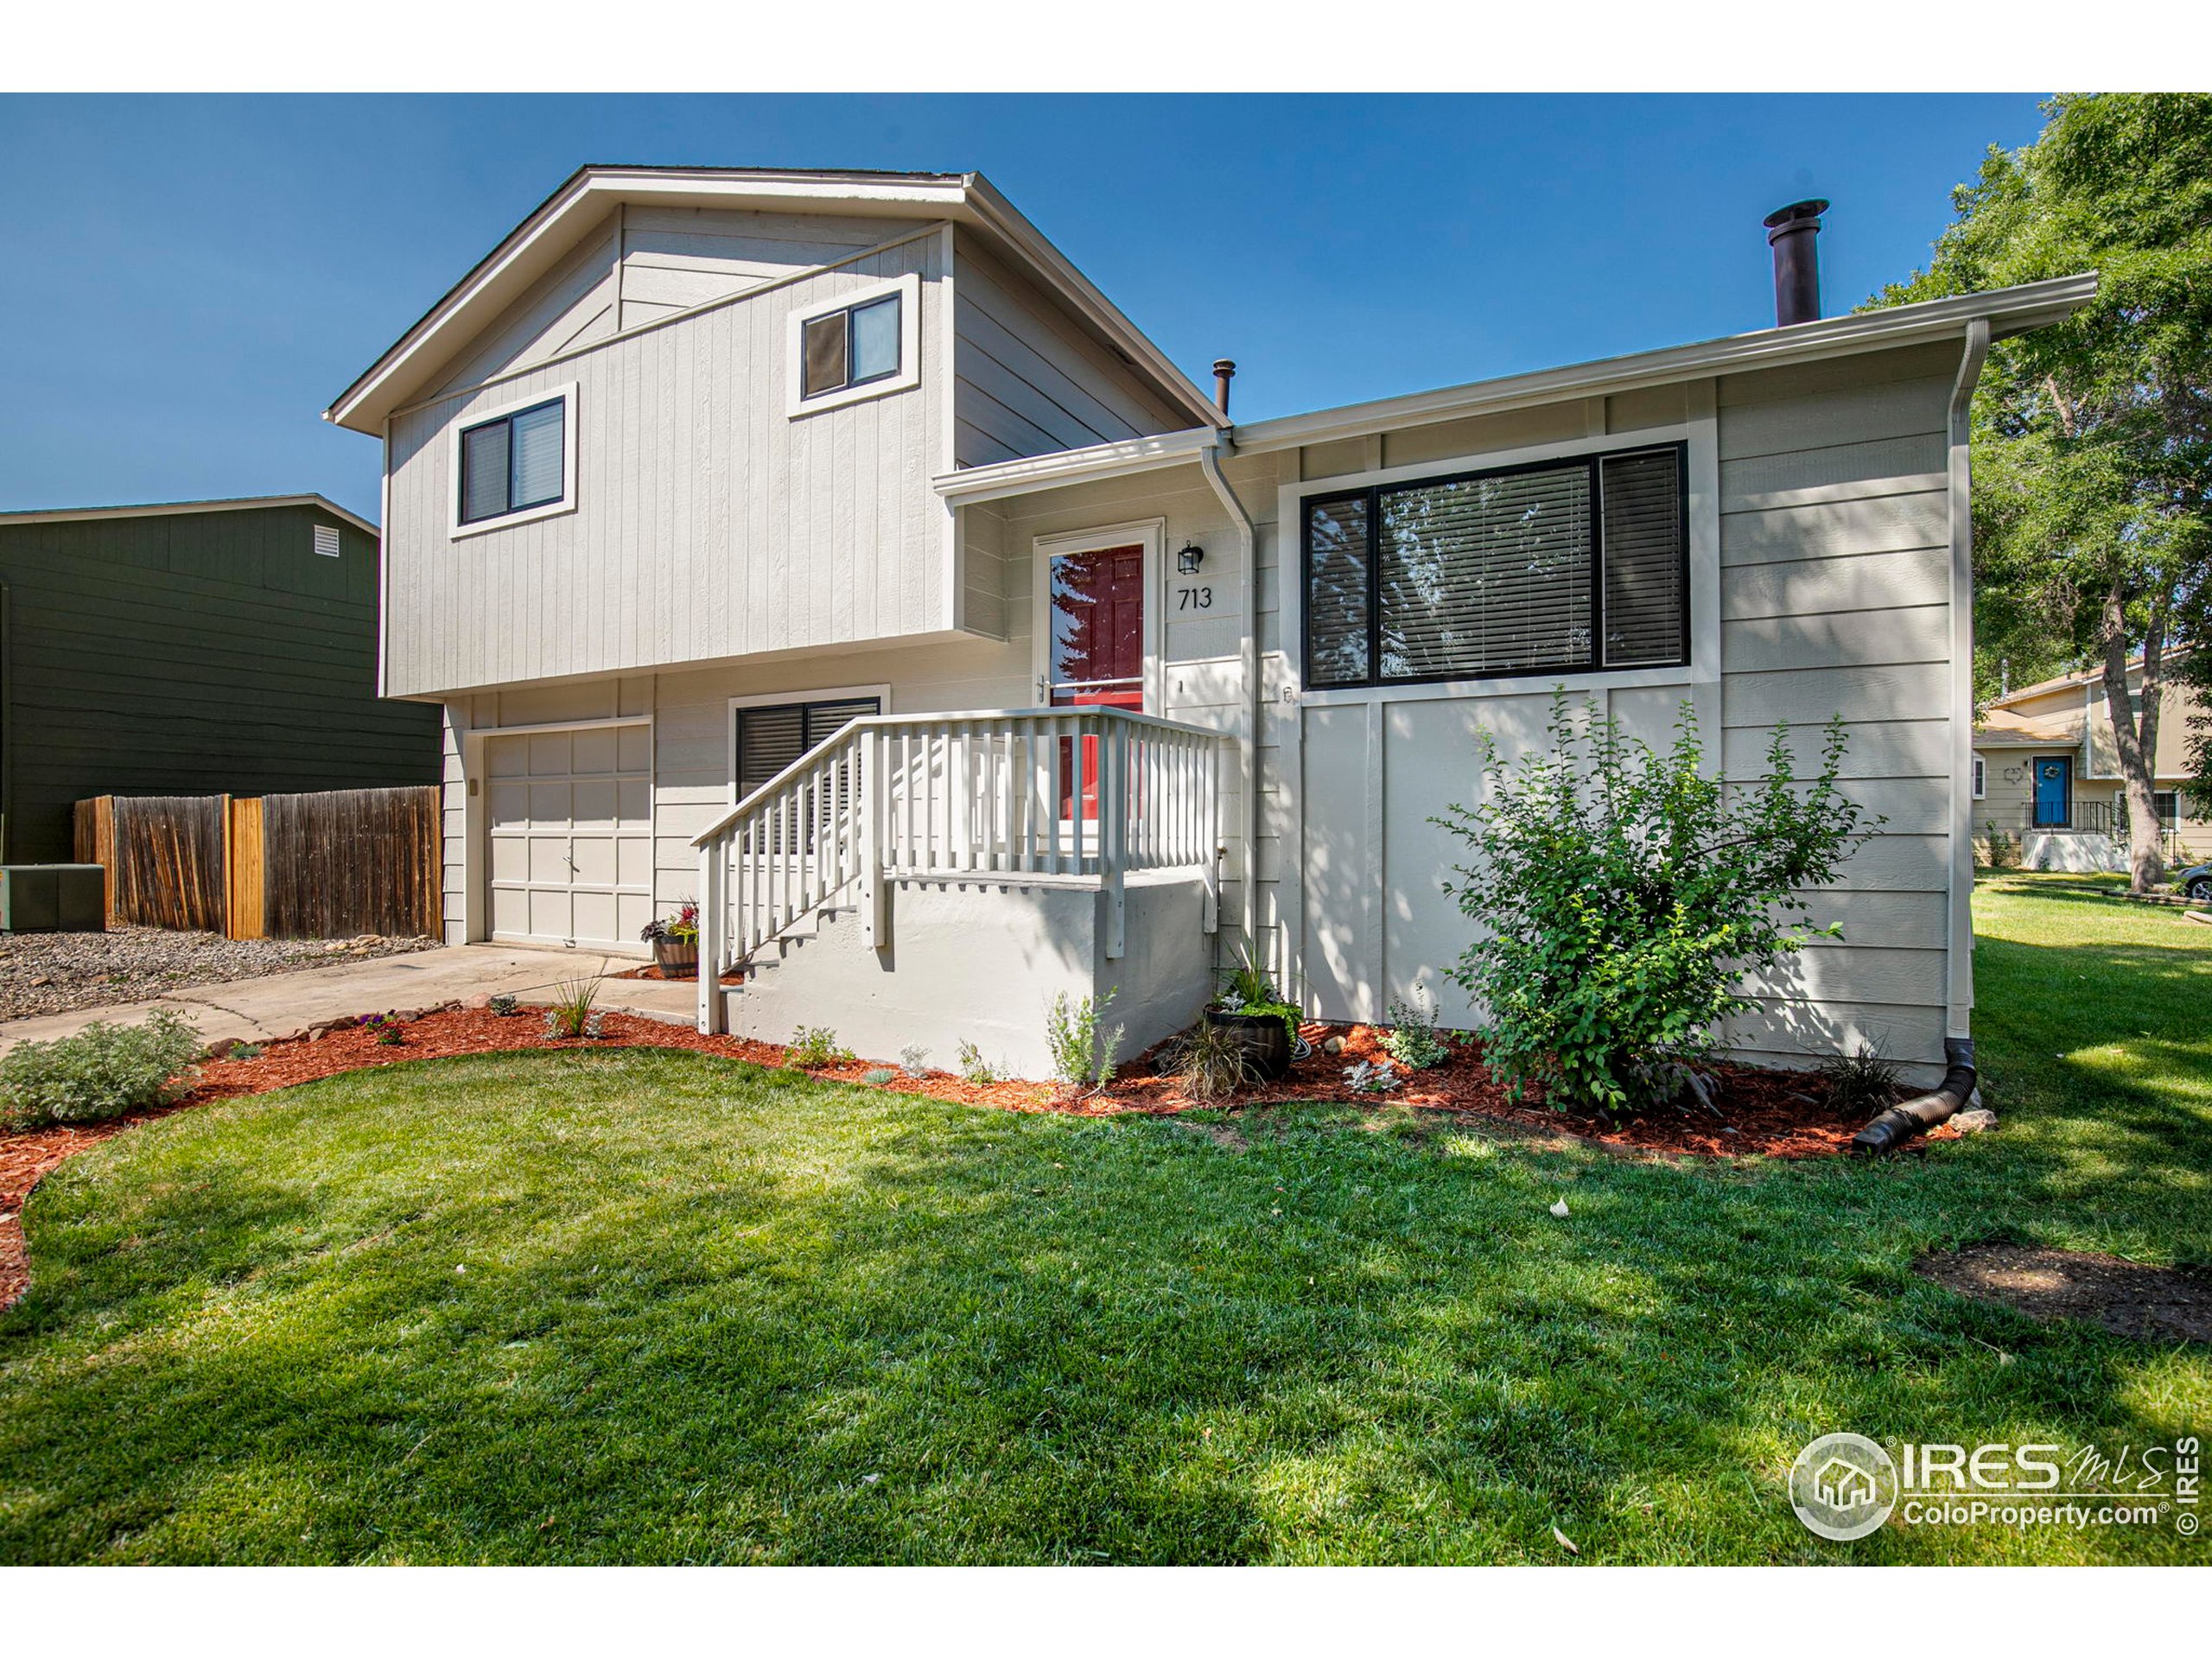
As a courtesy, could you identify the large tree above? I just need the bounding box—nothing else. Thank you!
[1874,93,2212,892]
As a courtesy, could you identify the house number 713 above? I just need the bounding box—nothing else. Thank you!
[1176,584,1212,611]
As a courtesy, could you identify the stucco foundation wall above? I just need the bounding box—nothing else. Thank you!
[722,872,1214,1077]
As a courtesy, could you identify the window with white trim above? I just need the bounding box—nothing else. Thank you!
[1302,442,1689,689]
[1972,754,1986,799]
[459,396,566,525]
[785,275,921,417]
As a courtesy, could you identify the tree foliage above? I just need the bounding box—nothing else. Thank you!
[1435,697,1872,1115]
[1872,93,2212,889]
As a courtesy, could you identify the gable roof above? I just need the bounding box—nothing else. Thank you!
[1991,644,2199,709]
[325,165,1224,436]
[0,493,377,538]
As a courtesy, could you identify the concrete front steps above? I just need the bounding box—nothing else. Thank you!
[715,872,1217,1079]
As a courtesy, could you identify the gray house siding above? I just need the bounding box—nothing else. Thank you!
[384,226,953,699]
[0,502,439,864]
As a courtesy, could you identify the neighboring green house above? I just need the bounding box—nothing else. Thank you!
[0,494,439,863]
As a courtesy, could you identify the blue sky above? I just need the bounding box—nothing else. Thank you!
[0,93,2049,522]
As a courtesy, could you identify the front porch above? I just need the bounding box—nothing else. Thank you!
[691,706,1230,1076]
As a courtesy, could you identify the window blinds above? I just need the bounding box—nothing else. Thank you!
[1599,449,1685,667]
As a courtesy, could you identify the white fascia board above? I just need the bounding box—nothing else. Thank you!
[931,428,1219,504]
[0,493,378,537]
[1230,274,2101,456]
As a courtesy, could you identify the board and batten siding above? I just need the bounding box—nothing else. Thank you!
[385,227,954,701]
[0,505,439,865]
[950,228,1187,468]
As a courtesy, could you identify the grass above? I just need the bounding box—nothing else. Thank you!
[1,874,2206,1564]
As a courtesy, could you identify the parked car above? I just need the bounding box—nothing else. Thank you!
[2178,861,2212,904]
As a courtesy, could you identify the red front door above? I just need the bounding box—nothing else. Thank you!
[1046,544,1146,818]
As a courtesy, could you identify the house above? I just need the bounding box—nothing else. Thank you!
[0,494,441,865]
[1974,653,2208,872]
[325,166,2094,1080]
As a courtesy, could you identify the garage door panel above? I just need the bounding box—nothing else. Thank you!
[528,733,570,774]
[570,836,619,885]
[572,728,619,772]
[529,888,574,938]
[617,836,653,887]
[570,890,619,944]
[489,781,531,828]
[618,779,651,823]
[618,725,652,770]
[491,887,532,936]
[529,780,572,823]
[490,836,531,881]
[616,892,654,940]
[572,779,617,828]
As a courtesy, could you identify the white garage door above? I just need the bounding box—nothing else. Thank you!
[486,724,652,950]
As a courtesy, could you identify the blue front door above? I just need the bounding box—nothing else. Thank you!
[2032,757,2072,828]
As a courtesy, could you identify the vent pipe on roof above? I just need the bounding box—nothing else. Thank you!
[1212,359,1236,416]
[1764,199,1828,327]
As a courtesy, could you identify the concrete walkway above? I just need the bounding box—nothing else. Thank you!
[0,944,700,1055]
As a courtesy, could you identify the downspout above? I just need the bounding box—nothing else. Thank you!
[1854,316,1989,1154]
[1195,435,1261,952]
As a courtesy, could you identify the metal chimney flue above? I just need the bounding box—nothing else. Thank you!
[1212,359,1236,416]
[1764,199,1828,327]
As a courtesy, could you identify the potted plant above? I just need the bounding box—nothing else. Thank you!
[640,900,701,974]
[1203,943,1300,1082]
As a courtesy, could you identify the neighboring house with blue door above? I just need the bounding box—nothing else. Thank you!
[326,164,2095,1079]
[1973,650,2209,871]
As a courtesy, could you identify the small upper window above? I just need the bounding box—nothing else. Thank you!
[1972,755,1987,799]
[312,524,341,558]
[458,396,566,525]
[802,292,902,400]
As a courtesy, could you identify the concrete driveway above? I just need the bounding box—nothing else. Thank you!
[0,944,698,1055]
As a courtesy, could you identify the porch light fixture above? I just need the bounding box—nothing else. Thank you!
[1177,543,1205,574]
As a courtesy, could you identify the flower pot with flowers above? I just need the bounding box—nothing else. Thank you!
[640,900,701,974]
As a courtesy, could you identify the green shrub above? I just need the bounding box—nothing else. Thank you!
[1983,822,2020,870]
[1045,990,1122,1093]
[1436,695,1872,1114]
[1815,1044,1907,1116]
[0,1010,203,1131]
[1382,995,1452,1071]
[956,1040,1004,1085]
[787,1027,855,1068]
[488,993,521,1018]
[862,1067,898,1086]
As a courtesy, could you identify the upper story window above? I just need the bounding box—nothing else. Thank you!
[450,385,576,537]
[785,273,922,417]
[1302,442,1688,690]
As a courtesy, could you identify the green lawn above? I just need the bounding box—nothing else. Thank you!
[2,874,2206,1564]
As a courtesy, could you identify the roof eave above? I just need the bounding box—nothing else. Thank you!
[1229,273,2101,456]
[0,493,378,537]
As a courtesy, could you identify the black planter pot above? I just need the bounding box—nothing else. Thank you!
[1205,1007,1293,1082]
[652,937,700,974]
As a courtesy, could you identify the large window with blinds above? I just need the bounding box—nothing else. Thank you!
[1302,443,1688,688]
[731,695,882,802]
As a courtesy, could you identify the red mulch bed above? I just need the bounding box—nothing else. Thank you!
[1,1007,1882,1310]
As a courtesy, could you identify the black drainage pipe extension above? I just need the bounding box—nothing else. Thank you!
[1852,1037,1977,1155]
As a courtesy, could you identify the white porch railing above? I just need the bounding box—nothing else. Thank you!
[690,707,1227,1032]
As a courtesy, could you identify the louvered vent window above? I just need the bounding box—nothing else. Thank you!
[733,696,882,801]
[1303,443,1687,687]
[312,524,341,558]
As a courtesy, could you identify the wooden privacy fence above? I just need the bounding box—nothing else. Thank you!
[74,785,440,940]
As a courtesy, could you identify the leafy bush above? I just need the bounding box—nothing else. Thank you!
[1169,1020,1255,1101]
[1436,696,1872,1114]
[488,993,521,1018]
[1045,990,1122,1094]
[787,1027,855,1068]
[862,1067,898,1086]
[1382,994,1452,1071]
[1815,1044,1907,1116]
[898,1043,931,1077]
[1983,822,2020,871]
[543,978,606,1041]
[956,1040,1004,1085]
[0,1011,203,1131]
[1215,942,1300,1042]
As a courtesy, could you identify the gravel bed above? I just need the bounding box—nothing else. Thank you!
[0,926,441,1024]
